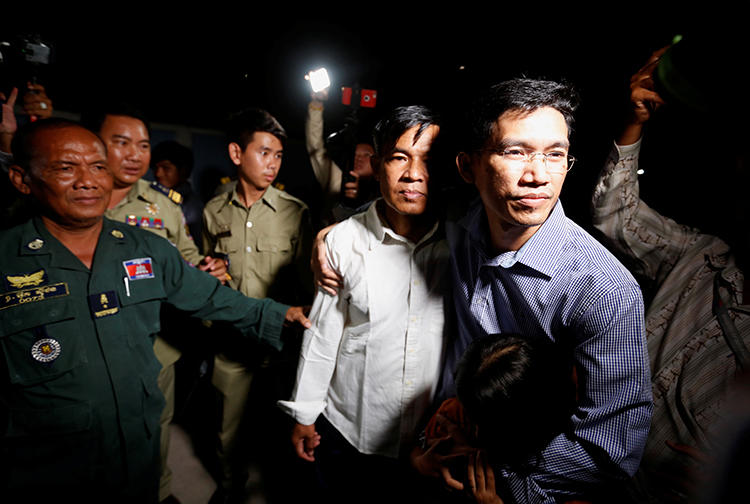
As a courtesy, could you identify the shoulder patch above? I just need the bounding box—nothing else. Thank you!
[150,181,183,205]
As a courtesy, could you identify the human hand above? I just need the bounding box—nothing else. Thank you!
[311,88,329,103]
[199,255,229,284]
[411,435,475,491]
[310,224,342,296]
[22,83,53,120]
[466,451,503,504]
[1,88,18,141]
[292,422,321,462]
[342,171,360,200]
[284,306,312,329]
[619,46,669,145]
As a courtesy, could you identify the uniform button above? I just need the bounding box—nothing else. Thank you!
[246,221,253,228]
[246,246,252,253]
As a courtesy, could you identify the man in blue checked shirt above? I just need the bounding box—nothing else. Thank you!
[430,78,651,502]
[314,79,651,502]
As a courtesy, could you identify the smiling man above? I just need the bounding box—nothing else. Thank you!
[0,119,310,503]
[437,79,652,502]
[278,105,448,504]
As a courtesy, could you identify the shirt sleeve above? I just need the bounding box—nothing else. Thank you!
[305,101,342,197]
[277,236,347,425]
[499,284,652,503]
[156,235,289,351]
[591,139,700,284]
[201,206,218,261]
[168,202,204,266]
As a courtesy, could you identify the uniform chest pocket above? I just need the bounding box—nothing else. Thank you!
[0,295,85,386]
[256,235,295,278]
[117,277,167,345]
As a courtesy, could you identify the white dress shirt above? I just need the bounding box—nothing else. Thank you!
[278,201,449,458]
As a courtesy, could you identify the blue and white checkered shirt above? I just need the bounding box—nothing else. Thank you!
[444,198,652,503]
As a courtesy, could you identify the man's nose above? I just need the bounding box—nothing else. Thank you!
[520,156,551,184]
[403,159,427,181]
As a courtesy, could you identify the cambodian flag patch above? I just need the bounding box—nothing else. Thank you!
[123,257,155,280]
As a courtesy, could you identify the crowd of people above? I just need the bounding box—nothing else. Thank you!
[0,33,748,504]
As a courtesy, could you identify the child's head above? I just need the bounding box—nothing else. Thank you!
[455,333,575,466]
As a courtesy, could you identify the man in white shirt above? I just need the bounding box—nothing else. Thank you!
[278,105,447,503]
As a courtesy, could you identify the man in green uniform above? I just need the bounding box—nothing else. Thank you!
[0,119,310,503]
[202,108,313,502]
[81,105,226,502]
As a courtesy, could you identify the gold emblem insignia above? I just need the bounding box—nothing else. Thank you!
[111,230,124,239]
[31,338,61,363]
[6,270,46,289]
[146,202,159,215]
[27,238,44,250]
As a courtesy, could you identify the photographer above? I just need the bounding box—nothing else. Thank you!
[306,88,378,226]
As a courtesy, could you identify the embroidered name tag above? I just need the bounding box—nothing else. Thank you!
[88,290,120,318]
[0,283,70,310]
[123,257,155,280]
[4,269,49,290]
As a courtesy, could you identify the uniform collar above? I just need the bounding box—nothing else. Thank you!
[223,185,280,213]
[110,178,154,212]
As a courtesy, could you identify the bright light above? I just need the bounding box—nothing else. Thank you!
[637,169,645,175]
[306,68,330,93]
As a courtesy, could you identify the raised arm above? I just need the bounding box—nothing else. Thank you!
[592,46,698,284]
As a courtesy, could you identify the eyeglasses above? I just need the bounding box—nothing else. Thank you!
[488,148,576,173]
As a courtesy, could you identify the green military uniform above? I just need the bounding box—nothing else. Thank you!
[105,178,203,501]
[0,217,288,502]
[202,184,312,492]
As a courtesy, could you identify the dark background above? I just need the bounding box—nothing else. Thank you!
[0,16,733,237]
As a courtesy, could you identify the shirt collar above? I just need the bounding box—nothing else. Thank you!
[224,185,279,213]
[365,199,440,251]
[461,198,567,278]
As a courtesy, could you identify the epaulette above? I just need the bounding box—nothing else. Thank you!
[150,181,183,204]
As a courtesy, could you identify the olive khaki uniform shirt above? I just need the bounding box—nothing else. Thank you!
[202,184,312,490]
[0,217,289,502]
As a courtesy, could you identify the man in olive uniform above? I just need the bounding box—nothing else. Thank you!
[81,105,226,502]
[202,108,313,502]
[0,119,310,503]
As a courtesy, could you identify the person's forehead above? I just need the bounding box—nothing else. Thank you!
[248,131,283,150]
[394,124,439,149]
[34,126,106,158]
[492,107,568,143]
[101,114,149,137]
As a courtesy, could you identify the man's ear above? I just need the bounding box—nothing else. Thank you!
[228,142,243,166]
[8,165,31,195]
[456,152,474,184]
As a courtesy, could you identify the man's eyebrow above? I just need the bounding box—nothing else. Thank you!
[111,134,132,141]
[388,148,410,156]
[495,138,570,150]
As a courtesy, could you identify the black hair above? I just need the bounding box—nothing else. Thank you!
[460,78,580,154]
[455,333,576,467]
[11,118,101,171]
[371,105,439,158]
[225,107,287,150]
[79,102,151,137]
[151,140,194,180]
